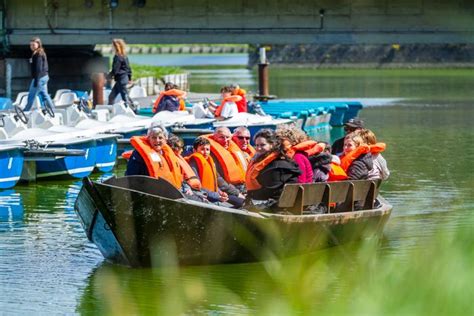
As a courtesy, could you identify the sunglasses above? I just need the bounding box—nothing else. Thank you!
[237,136,251,140]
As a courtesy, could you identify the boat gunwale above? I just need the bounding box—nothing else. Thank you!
[94,177,391,222]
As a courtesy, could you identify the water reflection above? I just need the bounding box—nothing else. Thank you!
[0,189,24,229]
[0,180,102,314]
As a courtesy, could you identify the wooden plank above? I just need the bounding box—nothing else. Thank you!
[328,181,354,212]
[278,184,301,208]
[300,183,330,209]
[351,180,375,210]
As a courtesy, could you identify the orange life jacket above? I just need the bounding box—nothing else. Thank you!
[292,140,324,157]
[185,153,218,192]
[246,152,279,191]
[328,162,348,181]
[176,155,201,190]
[340,144,370,171]
[130,136,183,189]
[203,134,246,185]
[178,98,186,111]
[234,88,247,112]
[215,95,243,118]
[369,142,386,154]
[121,150,132,160]
[152,89,187,113]
[244,144,256,162]
[246,144,256,156]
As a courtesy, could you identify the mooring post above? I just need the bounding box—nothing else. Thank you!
[5,62,11,100]
[91,72,105,108]
[258,47,269,98]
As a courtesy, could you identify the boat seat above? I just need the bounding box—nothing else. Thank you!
[53,89,72,103]
[129,86,147,99]
[55,92,78,107]
[278,180,380,215]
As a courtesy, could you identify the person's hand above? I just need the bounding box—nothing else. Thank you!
[238,193,246,199]
[184,188,193,196]
[219,195,229,202]
[219,190,228,198]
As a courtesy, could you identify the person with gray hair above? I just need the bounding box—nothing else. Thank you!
[232,126,255,160]
[125,123,170,177]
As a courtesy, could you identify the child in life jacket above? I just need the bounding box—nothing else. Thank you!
[208,86,240,120]
[341,133,373,180]
[355,129,390,180]
[167,134,205,200]
[186,137,245,208]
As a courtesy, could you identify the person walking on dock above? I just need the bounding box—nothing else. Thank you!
[24,37,55,112]
[108,38,133,109]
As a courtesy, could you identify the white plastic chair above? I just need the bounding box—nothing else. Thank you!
[129,86,147,99]
[55,92,78,107]
[12,92,29,106]
[53,89,72,103]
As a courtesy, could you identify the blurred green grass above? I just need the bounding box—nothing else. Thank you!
[131,64,184,80]
[79,213,473,315]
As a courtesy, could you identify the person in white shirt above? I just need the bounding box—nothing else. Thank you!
[209,86,241,120]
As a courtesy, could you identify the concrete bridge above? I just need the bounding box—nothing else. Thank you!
[1,0,473,96]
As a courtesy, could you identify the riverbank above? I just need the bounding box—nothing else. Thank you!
[96,44,248,55]
[248,44,474,68]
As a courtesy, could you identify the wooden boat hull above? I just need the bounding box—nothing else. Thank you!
[74,176,391,267]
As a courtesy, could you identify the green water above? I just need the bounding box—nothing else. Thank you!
[1,67,473,314]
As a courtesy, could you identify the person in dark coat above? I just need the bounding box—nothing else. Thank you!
[332,117,365,156]
[24,37,55,112]
[156,82,181,112]
[246,129,301,202]
[108,38,133,107]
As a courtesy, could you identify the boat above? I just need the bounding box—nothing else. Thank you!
[0,144,24,189]
[0,110,97,180]
[212,112,294,136]
[258,99,364,127]
[74,175,392,267]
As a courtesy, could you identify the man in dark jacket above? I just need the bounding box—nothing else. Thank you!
[331,118,365,156]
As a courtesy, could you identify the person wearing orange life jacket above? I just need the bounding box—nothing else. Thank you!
[125,124,187,192]
[232,126,256,163]
[332,117,365,156]
[152,82,187,113]
[186,137,244,208]
[246,129,300,206]
[230,83,248,113]
[275,125,314,184]
[203,126,247,198]
[208,86,240,120]
[355,129,390,180]
[167,134,202,191]
[340,132,373,180]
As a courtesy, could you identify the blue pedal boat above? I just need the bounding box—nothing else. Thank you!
[32,137,97,179]
[0,144,24,189]
[258,99,363,127]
